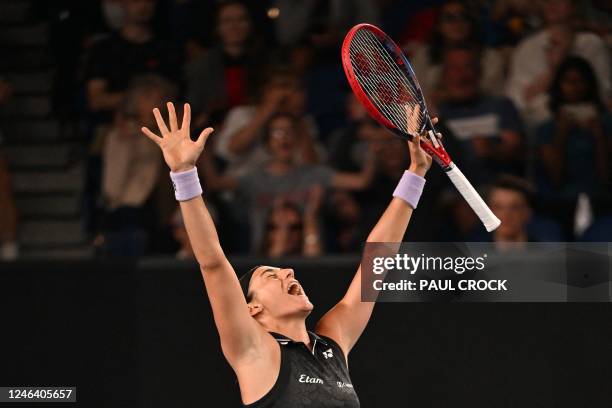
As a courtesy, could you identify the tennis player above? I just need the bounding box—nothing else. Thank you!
[142,102,434,407]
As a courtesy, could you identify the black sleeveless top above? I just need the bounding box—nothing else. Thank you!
[243,331,360,408]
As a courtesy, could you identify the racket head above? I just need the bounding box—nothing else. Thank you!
[342,23,451,167]
[342,24,430,138]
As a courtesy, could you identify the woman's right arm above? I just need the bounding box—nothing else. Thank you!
[141,102,268,367]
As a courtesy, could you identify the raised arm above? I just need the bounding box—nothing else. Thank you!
[316,115,435,357]
[141,103,268,367]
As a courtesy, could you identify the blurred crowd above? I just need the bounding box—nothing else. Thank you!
[1,0,611,260]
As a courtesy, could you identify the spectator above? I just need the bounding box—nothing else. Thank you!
[208,67,318,181]
[262,189,323,258]
[101,75,176,256]
[186,0,263,127]
[409,0,506,103]
[534,56,611,237]
[505,0,610,126]
[82,0,180,234]
[84,0,180,124]
[438,45,525,184]
[487,175,536,248]
[213,113,375,252]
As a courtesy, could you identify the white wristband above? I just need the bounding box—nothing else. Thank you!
[170,167,202,201]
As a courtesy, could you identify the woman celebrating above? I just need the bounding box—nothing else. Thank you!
[141,102,433,407]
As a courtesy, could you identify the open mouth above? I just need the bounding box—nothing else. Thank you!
[287,282,303,296]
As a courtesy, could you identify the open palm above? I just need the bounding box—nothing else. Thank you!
[141,102,214,172]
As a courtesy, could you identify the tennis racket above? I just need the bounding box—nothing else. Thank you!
[341,23,501,232]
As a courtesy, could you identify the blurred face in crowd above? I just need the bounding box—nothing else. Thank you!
[246,266,313,320]
[560,68,588,103]
[122,0,156,25]
[541,0,574,26]
[489,188,531,239]
[267,116,297,162]
[359,120,406,175]
[438,1,471,44]
[270,77,305,116]
[443,49,480,101]
[265,205,304,256]
[217,3,251,48]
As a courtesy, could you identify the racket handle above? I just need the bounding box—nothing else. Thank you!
[445,163,501,232]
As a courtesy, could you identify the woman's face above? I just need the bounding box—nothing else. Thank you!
[265,206,303,255]
[560,69,588,103]
[246,266,314,319]
[217,3,251,47]
[267,116,297,161]
[438,2,471,45]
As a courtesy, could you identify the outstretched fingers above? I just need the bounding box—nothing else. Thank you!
[141,126,162,144]
[181,103,191,130]
[153,108,170,135]
[167,102,178,132]
[196,127,214,149]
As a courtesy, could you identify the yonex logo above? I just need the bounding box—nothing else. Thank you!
[322,348,333,359]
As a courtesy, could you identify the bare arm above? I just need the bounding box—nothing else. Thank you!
[316,115,435,356]
[141,103,268,367]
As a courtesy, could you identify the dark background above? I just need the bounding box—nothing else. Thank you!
[1,258,610,407]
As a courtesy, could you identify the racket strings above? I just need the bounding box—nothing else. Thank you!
[349,30,425,135]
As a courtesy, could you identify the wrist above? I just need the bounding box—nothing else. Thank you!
[170,164,195,173]
[393,170,426,209]
[408,164,428,177]
[170,167,203,201]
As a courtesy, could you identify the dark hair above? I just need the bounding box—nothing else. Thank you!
[488,175,535,208]
[239,265,262,302]
[548,56,605,114]
[429,1,482,64]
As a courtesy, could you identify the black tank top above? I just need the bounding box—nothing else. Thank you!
[243,331,360,408]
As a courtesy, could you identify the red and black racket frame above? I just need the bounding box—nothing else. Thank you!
[341,23,453,171]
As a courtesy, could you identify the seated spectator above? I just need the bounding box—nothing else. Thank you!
[261,189,323,258]
[101,75,176,256]
[409,0,506,103]
[208,67,318,181]
[82,0,181,234]
[0,137,18,261]
[84,0,181,123]
[438,45,525,184]
[534,56,611,238]
[505,0,610,126]
[212,113,375,252]
[186,0,263,127]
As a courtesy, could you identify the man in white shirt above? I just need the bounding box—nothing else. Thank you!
[505,0,610,127]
